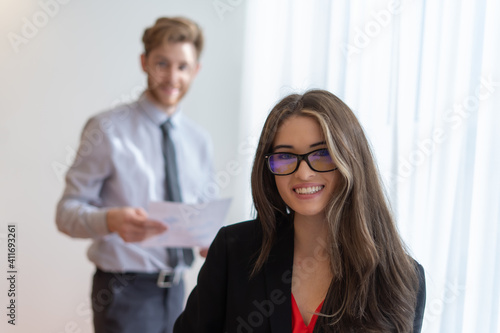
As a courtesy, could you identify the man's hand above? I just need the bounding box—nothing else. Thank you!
[106,207,167,242]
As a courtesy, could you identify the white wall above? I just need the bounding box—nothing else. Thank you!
[0,0,249,332]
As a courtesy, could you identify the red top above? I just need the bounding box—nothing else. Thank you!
[291,294,325,333]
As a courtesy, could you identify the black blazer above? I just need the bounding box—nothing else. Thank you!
[174,218,426,333]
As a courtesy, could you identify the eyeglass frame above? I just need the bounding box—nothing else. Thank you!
[264,148,338,176]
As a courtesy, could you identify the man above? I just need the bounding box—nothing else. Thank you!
[56,17,213,333]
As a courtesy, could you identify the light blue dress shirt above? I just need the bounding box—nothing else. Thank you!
[56,93,214,272]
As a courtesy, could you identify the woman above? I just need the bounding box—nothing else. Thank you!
[174,90,426,332]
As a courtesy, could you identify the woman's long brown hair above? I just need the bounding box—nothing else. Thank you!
[250,90,419,332]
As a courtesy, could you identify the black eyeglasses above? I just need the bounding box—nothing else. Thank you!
[264,148,338,176]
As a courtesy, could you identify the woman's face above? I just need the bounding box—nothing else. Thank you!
[272,114,339,220]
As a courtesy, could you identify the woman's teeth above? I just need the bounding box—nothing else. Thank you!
[294,186,324,194]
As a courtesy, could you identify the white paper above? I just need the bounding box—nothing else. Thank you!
[141,198,232,248]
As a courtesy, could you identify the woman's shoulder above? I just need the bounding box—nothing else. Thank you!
[220,215,291,240]
[410,258,426,332]
[207,220,263,265]
[221,219,263,241]
[407,258,425,298]
[411,259,425,283]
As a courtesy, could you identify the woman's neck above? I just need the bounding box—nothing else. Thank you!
[292,213,333,325]
[293,214,329,258]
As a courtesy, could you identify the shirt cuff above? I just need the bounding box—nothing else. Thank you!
[87,209,111,237]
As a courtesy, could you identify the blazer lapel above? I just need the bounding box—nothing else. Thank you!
[263,218,294,333]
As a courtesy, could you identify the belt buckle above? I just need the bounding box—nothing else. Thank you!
[157,268,181,288]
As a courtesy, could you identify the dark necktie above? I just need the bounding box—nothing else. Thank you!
[160,120,194,267]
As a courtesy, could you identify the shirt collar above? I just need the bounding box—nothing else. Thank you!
[137,92,183,128]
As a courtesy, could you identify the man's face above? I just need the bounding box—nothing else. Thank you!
[141,42,200,114]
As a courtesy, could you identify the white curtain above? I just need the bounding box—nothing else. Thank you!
[238,0,500,331]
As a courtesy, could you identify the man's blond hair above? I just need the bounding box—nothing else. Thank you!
[142,17,204,59]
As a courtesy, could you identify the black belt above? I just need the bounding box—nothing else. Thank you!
[96,268,182,288]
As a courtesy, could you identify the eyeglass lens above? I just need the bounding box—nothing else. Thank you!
[268,149,335,174]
